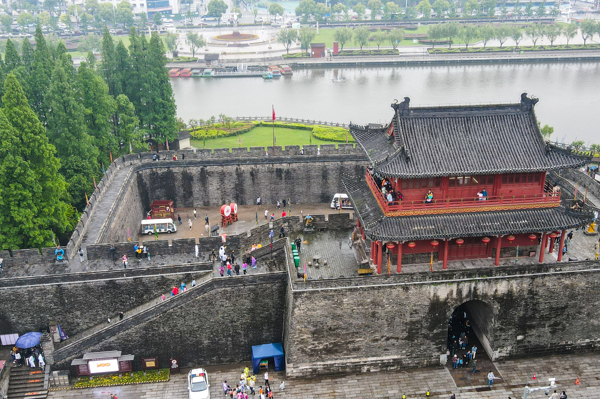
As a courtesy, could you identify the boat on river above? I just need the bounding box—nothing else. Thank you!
[169,68,181,77]
[280,65,293,75]
[262,72,273,79]
[191,69,203,77]
[269,66,282,77]
[202,69,214,77]
[179,68,192,77]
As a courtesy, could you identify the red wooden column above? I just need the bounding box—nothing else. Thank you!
[377,241,383,274]
[539,233,547,263]
[495,236,502,266]
[557,230,567,262]
[548,234,555,254]
[371,241,376,262]
[396,242,402,273]
[443,239,449,270]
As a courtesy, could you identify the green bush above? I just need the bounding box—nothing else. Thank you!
[259,121,314,130]
[73,369,170,388]
[282,53,311,58]
[312,125,353,142]
[191,121,259,139]
[428,43,600,54]
[335,49,399,56]
[171,56,197,62]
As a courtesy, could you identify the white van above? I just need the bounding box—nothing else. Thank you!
[141,218,177,235]
[330,193,353,209]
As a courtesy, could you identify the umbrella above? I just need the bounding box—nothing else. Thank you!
[15,332,42,349]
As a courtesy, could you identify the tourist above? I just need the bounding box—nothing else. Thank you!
[234,263,240,275]
[195,244,199,258]
[180,282,186,291]
[231,250,236,264]
[387,192,393,203]
[152,154,157,161]
[282,199,287,208]
[134,244,139,259]
[28,354,35,368]
[425,190,434,204]
[482,188,488,200]
[193,208,197,219]
[110,245,116,262]
[161,294,165,301]
[221,252,228,267]
[205,223,210,233]
[550,391,560,399]
[279,381,285,391]
[223,381,229,395]
[118,311,124,321]
[472,345,477,359]
[463,335,468,349]
[471,359,477,375]
[136,245,142,260]
[188,218,193,230]
[295,237,302,252]
[205,214,209,225]
[277,201,280,209]
[219,264,225,277]
[264,371,269,388]
[38,354,45,370]
[242,262,248,275]
[178,214,182,225]
[450,395,456,399]
[487,370,500,386]
[14,351,21,366]
[269,229,275,243]
[279,225,285,238]
[143,245,148,259]
[78,248,84,262]
[122,254,128,269]
[248,378,255,394]
[282,210,286,218]
[210,248,217,262]
[251,256,257,268]
[172,286,179,295]
[462,353,468,367]
[192,279,196,287]
[560,391,567,399]
[452,355,458,369]
[270,213,274,221]
[227,262,232,276]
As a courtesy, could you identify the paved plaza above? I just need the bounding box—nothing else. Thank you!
[47,352,600,398]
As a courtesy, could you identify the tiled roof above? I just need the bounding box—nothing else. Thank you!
[343,178,594,242]
[351,100,589,178]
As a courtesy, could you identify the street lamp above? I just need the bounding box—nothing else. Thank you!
[522,378,557,399]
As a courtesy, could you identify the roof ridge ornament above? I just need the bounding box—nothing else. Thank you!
[520,92,539,112]
[392,97,410,116]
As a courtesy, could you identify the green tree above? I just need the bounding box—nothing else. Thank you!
[526,23,543,48]
[164,32,178,56]
[479,23,495,47]
[580,19,596,47]
[464,0,478,15]
[85,0,100,16]
[372,30,387,49]
[354,3,366,20]
[253,7,258,23]
[114,40,129,96]
[404,6,417,19]
[28,25,54,125]
[1,74,71,249]
[509,26,523,48]
[116,1,134,28]
[0,15,12,33]
[382,2,399,19]
[152,12,163,27]
[186,32,205,57]
[460,24,479,48]
[333,27,353,50]
[536,1,546,16]
[17,12,34,32]
[544,24,561,46]
[562,23,577,47]
[495,24,511,47]
[432,0,449,18]
[333,3,347,21]
[525,1,533,17]
[514,0,522,17]
[37,11,51,28]
[428,23,444,48]
[77,32,101,53]
[298,27,317,56]
[21,38,34,71]
[4,39,21,73]
[313,3,330,23]
[417,0,431,19]
[268,3,284,22]
[59,14,73,30]
[367,0,383,19]
[99,2,115,25]
[112,94,143,153]
[100,27,120,96]
[571,140,585,151]
[538,123,553,138]
[444,21,459,48]
[353,26,370,50]
[449,2,456,18]
[80,13,93,31]
[388,28,403,49]
[277,28,298,54]
[295,0,316,23]
[207,0,228,25]
[138,12,148,29]
[46,63,100,210]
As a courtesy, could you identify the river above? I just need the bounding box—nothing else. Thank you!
[170,62,600,145]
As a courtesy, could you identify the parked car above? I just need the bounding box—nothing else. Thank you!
[187,368,210,399]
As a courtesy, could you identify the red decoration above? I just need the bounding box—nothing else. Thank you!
[386,242,396,249]
[408,242,416,248]
[481,237,491,244]
[507,235,516,242]
[455,238,464,246]
[528,234,537,240]
[549,232,558,238]
[431,240,440,247]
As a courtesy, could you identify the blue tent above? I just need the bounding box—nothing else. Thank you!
[251,343,284,374]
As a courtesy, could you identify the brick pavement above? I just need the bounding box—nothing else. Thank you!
[48,353,600,399]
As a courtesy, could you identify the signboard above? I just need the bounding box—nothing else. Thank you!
[89,359,119,374]
[142,357,159,371]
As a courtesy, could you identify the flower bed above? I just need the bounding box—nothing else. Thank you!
[71,369,170,389]
[312,125,352,142]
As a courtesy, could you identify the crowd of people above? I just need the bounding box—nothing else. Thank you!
[222,368,284,398]
[212,246,258,277]
[10,346,45,370]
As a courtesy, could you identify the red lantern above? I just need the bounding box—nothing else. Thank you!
[431,240,440,247]
[455,238,464,246]
[528,234,537,241]
[549,232,558,238]
[507,235,516,242]
[481,237,491,244]
[408,242,416,248]
[386,242,396,249]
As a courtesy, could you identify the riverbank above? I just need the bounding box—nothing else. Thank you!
[167,48,600,70]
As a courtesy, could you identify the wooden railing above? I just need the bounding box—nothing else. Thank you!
[366,171,561,216]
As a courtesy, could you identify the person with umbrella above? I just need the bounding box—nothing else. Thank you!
[28,354,36,368]
[38,353,45,370]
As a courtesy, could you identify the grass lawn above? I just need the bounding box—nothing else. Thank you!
[312,26,431,49]
[190,126,353,149]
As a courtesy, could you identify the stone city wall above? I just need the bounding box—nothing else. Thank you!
[0,267,211,338]
[558,168,600,207]
[284,261,600,378]
[54,272,288,371]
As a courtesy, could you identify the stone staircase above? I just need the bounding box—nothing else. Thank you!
[6,367,47,399]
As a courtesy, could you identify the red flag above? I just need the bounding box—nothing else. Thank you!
[272,105,275,121]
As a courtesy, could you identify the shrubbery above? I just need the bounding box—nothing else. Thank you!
[335,49,399,56]
[190,121,259,139]
[312,126,353,142]
[282,53,311,58]
[73,370,170,388]
[428,43,600,53]
[171,56,198,62]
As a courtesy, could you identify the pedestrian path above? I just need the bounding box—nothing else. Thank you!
[48,352,600,398]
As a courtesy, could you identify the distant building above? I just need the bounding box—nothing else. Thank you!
[310,43,326,58]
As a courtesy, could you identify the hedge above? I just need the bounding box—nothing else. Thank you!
[190,121,259,139]
[171,56,197,62]
[282,53,311,58]
[312,126,353,142]
[428,43,600,53]
[335,49,399,56]
[258,121,314,130]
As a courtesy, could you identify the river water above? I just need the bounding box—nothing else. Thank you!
[170,62,600,144]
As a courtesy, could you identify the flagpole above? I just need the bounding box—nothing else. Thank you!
[272,104,275,147]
